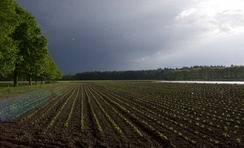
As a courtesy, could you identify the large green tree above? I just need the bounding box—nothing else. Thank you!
[0,0,19,75]
[22,36,49,85]
[10,4,48,87]
[1,0,62,86]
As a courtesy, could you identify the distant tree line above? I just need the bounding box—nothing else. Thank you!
[0,0,62,86]
[63,65,244,81]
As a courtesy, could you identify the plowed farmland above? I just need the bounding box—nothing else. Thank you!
[0,81,243,147]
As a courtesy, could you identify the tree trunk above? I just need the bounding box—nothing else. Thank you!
[28,74,32,86]
[14,64,18,87]
[35,76,37,85]
[41,77,43,85]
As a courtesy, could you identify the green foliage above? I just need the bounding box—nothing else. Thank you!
[42,54,62,80]
[0,0,19,40]
[0,0,20,75]
[10,5,47,81]
[0,0,62,86]
[0,38,18,75]
[23,36,49,77]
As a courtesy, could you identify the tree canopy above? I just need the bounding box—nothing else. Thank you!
[0,0,20,75]
[0,0,62,86]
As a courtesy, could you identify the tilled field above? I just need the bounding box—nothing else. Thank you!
[0,81,243,147]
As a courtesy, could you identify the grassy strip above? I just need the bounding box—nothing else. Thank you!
[0,81,70,97]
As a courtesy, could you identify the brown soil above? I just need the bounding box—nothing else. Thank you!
[0,82,243,147]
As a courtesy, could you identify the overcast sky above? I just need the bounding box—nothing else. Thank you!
[16,0,244,74]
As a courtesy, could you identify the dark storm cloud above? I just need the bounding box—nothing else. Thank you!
[16,0,244,73]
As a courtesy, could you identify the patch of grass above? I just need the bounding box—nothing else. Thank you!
[0,81,69,97]
[0,85,40,96]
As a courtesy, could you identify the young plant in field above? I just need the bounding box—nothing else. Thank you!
[222,132,230,138]
[236,138,241,143]
[214,140,220,144]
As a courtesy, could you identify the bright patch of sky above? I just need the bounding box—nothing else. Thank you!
[136,0,244,70]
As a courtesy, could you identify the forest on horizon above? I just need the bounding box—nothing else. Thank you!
[63,65,244,81]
